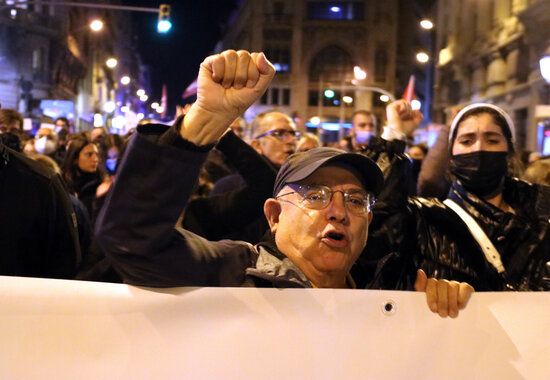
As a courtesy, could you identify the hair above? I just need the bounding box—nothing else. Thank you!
[60,135,97,191]
[250,110,294,138]
[103,133,124,154]
[524,158,550,186]
[410,142,429,156]
[351,110,377,128]
[36,127,59,142]
[29,153,61,174]
[0,109,23,130]
[55,117,70,126]
[451,107,522,176]
[297,133,321,152]
[231,116,247,129]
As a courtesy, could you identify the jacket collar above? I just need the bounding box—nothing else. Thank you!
[250,233,357,288]
[247,241,312,288]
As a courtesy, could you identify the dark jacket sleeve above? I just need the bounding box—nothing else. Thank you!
[48,173,82,278]
[417,125,451,199]
[353,138,419,290]
[95,124,254,287]
[181,130,276,240]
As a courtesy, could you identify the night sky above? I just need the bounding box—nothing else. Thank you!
[123,0,239,116]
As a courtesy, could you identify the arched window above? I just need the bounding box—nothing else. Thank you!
[309,45,353,82]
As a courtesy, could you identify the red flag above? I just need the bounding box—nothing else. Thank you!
[402,75,415,102]
[161,84,167,119]
[182,78,198,99]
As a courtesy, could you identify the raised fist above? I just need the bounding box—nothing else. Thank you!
[182,50,275,145]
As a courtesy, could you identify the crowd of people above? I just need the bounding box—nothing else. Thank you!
[1,49,549,320]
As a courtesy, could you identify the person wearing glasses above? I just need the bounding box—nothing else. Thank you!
[96,50,472,317]
[250,111,300,168]
[210,110,299,196]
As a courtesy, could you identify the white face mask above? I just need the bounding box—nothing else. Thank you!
[34,136,56,155]
[355,131,374,145]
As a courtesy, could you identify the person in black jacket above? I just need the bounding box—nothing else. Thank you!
[358,100,550,296]
[0,141,81,278]
[96,49,472,318]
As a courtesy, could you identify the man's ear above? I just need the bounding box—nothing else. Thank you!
[367,210,373,225]
[264,198,281,234]
[250,139,263,155]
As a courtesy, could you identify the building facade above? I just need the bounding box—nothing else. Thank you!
[0,0,148,132]
[221,0,399,136]
[433,0,550,152]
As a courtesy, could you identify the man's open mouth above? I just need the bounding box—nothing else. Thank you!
[322,231,348,248]
[327,232,344,241]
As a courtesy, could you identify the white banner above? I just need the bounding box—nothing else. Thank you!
[0,276,548,380]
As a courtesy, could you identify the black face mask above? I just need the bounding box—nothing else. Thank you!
[450,151,508,197]
[0,133,22,152]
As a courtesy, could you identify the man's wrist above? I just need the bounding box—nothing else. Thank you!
[181,104,235,146]
[382,125,409,141]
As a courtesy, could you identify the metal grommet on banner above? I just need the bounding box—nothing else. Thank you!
[381,299,397,316]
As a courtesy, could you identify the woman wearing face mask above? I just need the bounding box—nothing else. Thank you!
[95,134,125,215]
[61,135,103,225]
[34,127,59,157]
[358,101,550,294]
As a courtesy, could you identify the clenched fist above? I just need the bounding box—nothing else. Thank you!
[181,50,275,145]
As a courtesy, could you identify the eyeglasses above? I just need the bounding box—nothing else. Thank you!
[255,129,301,141]
[277,184,374,215]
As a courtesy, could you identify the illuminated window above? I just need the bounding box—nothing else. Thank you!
[307,1,364,20]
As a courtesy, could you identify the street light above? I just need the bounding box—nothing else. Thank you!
[379,94,390,103]
[416,52,430,63]
[93,113,104,127]
[103,101,116,113]
[140,94,149,102]
[353,66,367,80]
[342,96,353,104]
[156,106,165,114]
[106,58,118,68]
[136,89,145,97]
[90,19,104,32]
[540,48,550,83]
[420,19,434,30]
[120,76,131,85]
[151,102,160,109]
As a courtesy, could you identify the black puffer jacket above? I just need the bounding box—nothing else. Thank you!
[356,139,550,291]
